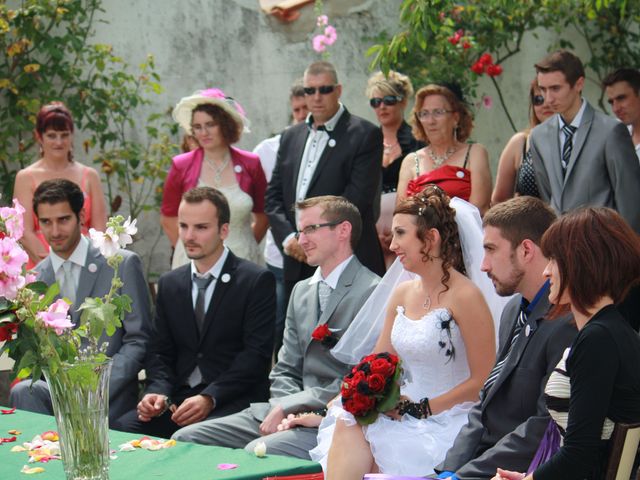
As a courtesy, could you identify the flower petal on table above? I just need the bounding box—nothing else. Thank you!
[1,407,16,414]
[20,465,45,474]
[8,429,21,435]
[217,463,238,470]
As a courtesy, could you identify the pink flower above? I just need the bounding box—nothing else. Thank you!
[25,272,37,284]
[324,25,337,45]
[37,299,73,335]
[0,199,25,240]
[0,237,28,278]
[199,88,226,100]
[317,15,328,27]
[0,273,26,301]
[483,95,493,109]
[312,35,327,52]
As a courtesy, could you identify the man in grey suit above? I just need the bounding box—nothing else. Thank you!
[173,195,380,459]
[529,49,640,233]
[10,179,150,423]
[435,196,577,480]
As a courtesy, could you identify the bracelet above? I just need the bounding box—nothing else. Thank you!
[159,395,173,416]
[296,408,327,418]
[397,397,432,419]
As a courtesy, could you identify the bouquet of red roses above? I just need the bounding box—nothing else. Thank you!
[340,352,402,425]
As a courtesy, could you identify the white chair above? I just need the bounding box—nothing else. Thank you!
[605,422,640,480]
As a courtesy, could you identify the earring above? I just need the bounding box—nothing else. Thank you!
[453,125,458,143]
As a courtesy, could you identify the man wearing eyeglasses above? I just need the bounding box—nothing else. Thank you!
[266,61,385,308]
[528,50,640,233]
[173,195,380,459]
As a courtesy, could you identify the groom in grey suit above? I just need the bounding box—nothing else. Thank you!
[173,195,380,458]
[10,179,150,423]
[436,197,577,480]
[529,49,640,233]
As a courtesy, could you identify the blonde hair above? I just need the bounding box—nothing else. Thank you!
[365,70,414,100]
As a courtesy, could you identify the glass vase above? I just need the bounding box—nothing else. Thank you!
[43,359,112,480]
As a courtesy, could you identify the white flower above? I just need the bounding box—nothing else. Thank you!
[253,441,267,457]
[117,217,137,248]
[89,228,120,258]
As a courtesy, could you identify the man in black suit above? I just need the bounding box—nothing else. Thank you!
[436,196,577,480]
[115,187,275,438]
[265,60,385,301]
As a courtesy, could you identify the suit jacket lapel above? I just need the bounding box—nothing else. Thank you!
[484,285,551,405]
[307,109,350,193]
[199,252,238,344]
[72,247,107,325]
[564,102,594,185]
[542,118,564,207]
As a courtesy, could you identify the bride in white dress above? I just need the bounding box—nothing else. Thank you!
[284,186,498,479]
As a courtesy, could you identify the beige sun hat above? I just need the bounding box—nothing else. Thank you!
[172,88,251,135]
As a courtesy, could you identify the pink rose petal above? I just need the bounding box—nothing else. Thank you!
[217,463,238,470]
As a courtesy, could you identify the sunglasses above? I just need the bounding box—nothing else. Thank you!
[532,95,545,106]
[303,85,336,95]
[369,95,404,108]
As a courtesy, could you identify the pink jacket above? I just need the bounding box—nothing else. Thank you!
[161,146,267,216]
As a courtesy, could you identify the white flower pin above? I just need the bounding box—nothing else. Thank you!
[456,170,465,179]
[328,139,336,148]
[221,273,231,283]
[234,165,242,173]
[88,263,98,273]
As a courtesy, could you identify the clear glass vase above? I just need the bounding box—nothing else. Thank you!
[43,359,112,480]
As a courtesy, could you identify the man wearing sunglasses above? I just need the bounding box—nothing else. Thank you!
[529,50,640,233]
[266,61,385,307]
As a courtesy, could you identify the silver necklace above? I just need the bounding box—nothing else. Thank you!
[428,145,456,168]
[383,141,398,155]
[205,153,230,185]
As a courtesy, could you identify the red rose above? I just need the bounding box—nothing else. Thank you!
[351,370,367,385]
[370,358,395,377]
[0,323,18,342]
[470,61,485,75]
[341,380,355,399]
[479,53,493,65]
[312,324,330,341]
[447,35,459,46]
[462,41,471,49]
[367,373,386,393]
[361,353,377,363]
[487,64,503,77]
[348,393,376,416]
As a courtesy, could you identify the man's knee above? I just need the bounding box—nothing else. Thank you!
[10,380,52,414]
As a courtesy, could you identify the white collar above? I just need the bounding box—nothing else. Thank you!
[308,255,354,289]
[190,247,229,279]
[50,235,89,272]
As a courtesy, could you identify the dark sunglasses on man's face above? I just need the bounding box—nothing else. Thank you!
[532,95,545,106]
[369,95,403,108]
[303,85,336,95]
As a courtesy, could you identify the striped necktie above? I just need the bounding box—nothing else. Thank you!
[481,308,528,399]
[561,123,577,175]
[318,280,332,315]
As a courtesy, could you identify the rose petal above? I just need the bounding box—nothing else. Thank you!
[118,443,136,452]
[1,407,16,414]
[217,463,238,470]
[21,465,45,474]
[0,436,17,443]
[11,445,27,452]
[8,429,21,435]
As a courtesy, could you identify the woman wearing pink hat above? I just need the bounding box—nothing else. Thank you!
[161,88,268,268]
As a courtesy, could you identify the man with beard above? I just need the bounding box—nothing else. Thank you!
[115,187,275,438]
[435,196,577,479]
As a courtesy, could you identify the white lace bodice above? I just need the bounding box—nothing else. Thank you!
[392,306,469,401]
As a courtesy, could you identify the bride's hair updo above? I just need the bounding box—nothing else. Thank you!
[394,185,465,287]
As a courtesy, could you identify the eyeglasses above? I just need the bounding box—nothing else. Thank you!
[191,121,217,133]
[295,220,343,239]
[416,109,452,120]
[532,95,545,106]
[303,85,336,95]
[369,95,404,108]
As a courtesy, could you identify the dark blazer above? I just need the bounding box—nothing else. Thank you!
[145,251,275,409]
[265,107,386,283]
[529,101,640,233]
[36,246,151,421]
[438,287,577,479]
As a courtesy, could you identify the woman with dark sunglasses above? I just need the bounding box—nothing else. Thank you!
[492,80,555,204]
[366,70,424,269]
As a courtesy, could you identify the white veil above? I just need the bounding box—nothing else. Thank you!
[331,197,511,364]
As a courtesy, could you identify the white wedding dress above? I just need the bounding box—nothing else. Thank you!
[310,305,474,476]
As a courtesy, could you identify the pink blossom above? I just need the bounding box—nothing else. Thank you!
[25,272,37,284]
[317,15,328,27]
[0,237,28,278]
[0,199,26,240]
[200,88,226,100]
[312,35,327,53]
[37,299,73,335]
[323,25,337,45]
[0,273,26,301]
[483,95,493,109]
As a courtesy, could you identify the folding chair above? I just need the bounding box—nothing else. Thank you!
[605,422,640,480]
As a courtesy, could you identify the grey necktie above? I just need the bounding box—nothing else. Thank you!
[561,123,577,175]
[193,274,214,333]
[60,261,76,304]
[482,308,528,398]
[318,280,332,314]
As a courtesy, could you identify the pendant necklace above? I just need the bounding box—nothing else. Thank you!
[205,153,230,185]
[422,294,431,311]
[428,145,456,168]
[383,141,398,155]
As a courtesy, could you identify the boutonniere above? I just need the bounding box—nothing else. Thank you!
[220,273,231,283]
[312,324,340,348]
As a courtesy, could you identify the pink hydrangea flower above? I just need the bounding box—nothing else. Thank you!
[312,35,327,53]
[323,25,337,45]
[0,199,26,241]
[37,299,73,335]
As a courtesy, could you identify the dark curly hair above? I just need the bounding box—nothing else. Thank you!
[191,103,241,145]
[394,185,466,290]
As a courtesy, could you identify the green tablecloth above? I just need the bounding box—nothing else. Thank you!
[0,408,321,479]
